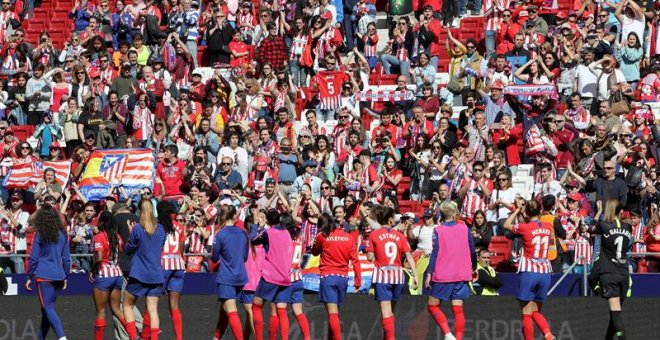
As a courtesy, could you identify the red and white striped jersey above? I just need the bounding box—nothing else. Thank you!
[484,0,510,31]
[366,227,411,285]
[512,221,553,274]
[203,205,218,226]
[3,56,31,87]
[162,222,186,271]
[574,235,593,265]
[363,34,379,57]
[291,237,304,282]
[632,222,647,256]
[0,10,19,27]
[132,106,153,141]
[185,225,211,255]
[459,178,492,221]
[93,231,123,278]
[564,106,590,130]
[290,33,308,62]
[0,218,16,255]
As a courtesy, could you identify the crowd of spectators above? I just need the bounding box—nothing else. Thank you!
[1,0,660,287]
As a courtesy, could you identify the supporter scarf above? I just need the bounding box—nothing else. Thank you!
[355,90,415,102]
[503,84,555,97]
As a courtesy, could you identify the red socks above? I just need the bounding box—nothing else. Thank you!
[125,321,138,340]
[269,314,279,340]
[150,328,160,340]
[295,313,311,340]
[214,311,228,339]
[94,319,106,340]
[227,311,244,340]
[427,305,450,334]
[532,311,551,336]
[522,314,534,340]
[252,304,264,340]
[141,312,151,340]
[452,305,465,340]
[276,307,289,340]
[328,312,341,340]
[382,316,395,340]
[171,308,183,340]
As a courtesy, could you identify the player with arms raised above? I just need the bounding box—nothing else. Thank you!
[589,200,632,340]
[503,199,555,340]
[367,206,418,340]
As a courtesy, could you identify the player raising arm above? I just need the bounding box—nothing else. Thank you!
[503,199,556,340]
[367,206,418,340]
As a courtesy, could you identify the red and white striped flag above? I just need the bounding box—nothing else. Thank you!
[4,160,71,189]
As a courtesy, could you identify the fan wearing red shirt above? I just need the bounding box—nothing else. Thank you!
[503,199,555,340]
[367,206,417,340]
[402,106,434,148]
[311,214,361,340]
[154,145,189,205]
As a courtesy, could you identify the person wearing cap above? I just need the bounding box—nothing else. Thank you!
[293,160,323,201]
[406,207,437,295]
[476,79,515,126]
[31,111,64,159]
[110,61,140,99]
[149,55,172,90]
[522,5,548,35]
[0,124,18,159]
[0,191,27,274]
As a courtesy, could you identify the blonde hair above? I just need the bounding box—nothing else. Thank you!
[139,200,157,235]
[440,202,458,221]
[603,199,621,223]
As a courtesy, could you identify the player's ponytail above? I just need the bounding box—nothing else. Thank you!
[157,201,175,235]
[218,204,238,226]
[318,213,336,237]
[604,200,623,223]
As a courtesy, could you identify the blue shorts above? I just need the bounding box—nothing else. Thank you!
[289,280,304,304]
[163,270,185,293]
[216,283,243,301]
[373,283,403,302]
[93,276,123,292]
[429,282,470,301]
[126,278,164,297]
[238,290,255,304]
[319,275,348,305]
[255,278,292,303]
[517,272,551,302]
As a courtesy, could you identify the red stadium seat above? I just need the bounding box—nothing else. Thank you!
[398,200,415,214]
[380,74,398,86]
[12,125,36,141]
[488,236,512,270]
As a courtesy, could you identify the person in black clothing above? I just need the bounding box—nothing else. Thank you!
[589,200,632,340]
[205,6,234,66]
[586,160,629,207]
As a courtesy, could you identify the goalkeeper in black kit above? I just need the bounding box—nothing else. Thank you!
[588,200,632,340]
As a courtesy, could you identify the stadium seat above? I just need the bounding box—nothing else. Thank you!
[488,236,512,271]
[398,200,415,214]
